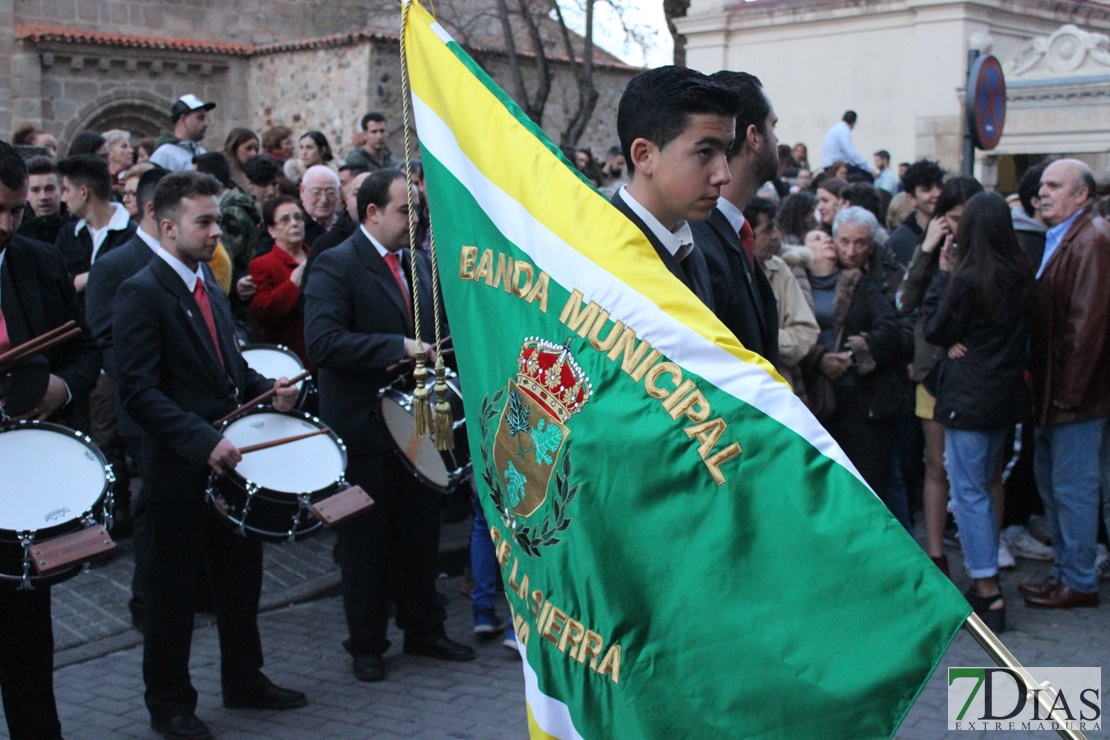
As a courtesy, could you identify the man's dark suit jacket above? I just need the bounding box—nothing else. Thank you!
[302,211,357,297]
[609,192,715,311]
[691,207,780,366]
[1,235,101,408]
[114,256,271,503]
[304,228,440,456]
[85,234,156,381]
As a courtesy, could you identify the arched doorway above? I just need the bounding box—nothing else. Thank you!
[64,91,173,150]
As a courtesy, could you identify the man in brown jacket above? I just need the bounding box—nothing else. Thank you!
[1021,159,1110,610]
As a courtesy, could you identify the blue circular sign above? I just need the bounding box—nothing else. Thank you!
[966,55,1006,150]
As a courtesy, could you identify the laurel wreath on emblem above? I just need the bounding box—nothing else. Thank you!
[480,388,579,557]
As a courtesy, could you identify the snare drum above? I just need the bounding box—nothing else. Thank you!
[377,370,471,493]
[207,408,347,542]
[0,421,114,588]
[240,344,314,410]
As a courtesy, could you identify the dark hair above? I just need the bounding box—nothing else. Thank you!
[135,137,159,158]
[902,159,945,196]
[193,152,234,189]
[262,194,301,228]
[1017,162,1048,218]
[951,192,1033,322]
[874,150,890,162]
[338,161,370,176]
[153,171,221,223]
[355,169,406,224]
[843,111,857,125]
[243,154,283,186]
[742,196,776,229]
[708,71,769,159]
[299,131,334,163]
[25,155,59,178]
[67,131,107,158]
[0,140,29,190]
[135,167,170,217]
[361,112,386,130]
[57,154,112,202]
[934,175,984,221]
[223,128,258,163]
[842,183,883,224]
[12,124,43,147]
[617,66,739,173]
[1078,168,1098,204]
[261,126,292,153]
[817,177,848,199]
[776,191,818,243]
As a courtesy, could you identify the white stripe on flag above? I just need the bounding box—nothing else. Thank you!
[412,93,865,485]
[520,643,585,740]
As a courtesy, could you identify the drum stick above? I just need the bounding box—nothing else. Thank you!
[211,370,312,428]
[237,429,329,454]
[0,326,82,373]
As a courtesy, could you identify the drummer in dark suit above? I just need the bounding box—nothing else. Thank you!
[0,140,101,740]
[305,168,474,683]
[113,171,305,740]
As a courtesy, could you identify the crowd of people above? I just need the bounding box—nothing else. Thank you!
[2,68,1110,739]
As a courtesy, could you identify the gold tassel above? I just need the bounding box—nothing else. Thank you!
[433,356,454,451]
[412,346,433,438]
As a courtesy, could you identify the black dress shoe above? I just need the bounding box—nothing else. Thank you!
[403,635,476,662]
[223,683,308,710]
[353,653,386,682]
[151,713,212,740]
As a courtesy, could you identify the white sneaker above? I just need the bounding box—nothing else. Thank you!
[1002,525,1055,561]
[1097,545,1110,582]
[997,540,1016,570]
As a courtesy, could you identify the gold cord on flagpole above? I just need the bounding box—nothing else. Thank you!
[398,0,454,449]
[962,614,1086,740]
[399,0,432,437]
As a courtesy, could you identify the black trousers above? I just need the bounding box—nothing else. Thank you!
[142,501,265,722]
[336,452,446,656]
[826,384,896,499]
[0,587,61,739]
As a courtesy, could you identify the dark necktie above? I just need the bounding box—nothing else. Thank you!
[738,220,756,269]
[192,279,225,369]
[384,252,412,321]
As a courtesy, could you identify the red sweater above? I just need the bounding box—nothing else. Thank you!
[248,243,311,367]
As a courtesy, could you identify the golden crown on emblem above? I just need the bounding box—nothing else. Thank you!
[515,338,592,424]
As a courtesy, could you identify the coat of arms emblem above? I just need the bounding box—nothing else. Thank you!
[479,338,591,555]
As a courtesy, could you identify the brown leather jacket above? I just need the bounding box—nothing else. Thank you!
[1031,206,1110,425]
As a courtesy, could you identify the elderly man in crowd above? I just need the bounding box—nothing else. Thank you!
[1021,159,1110,610]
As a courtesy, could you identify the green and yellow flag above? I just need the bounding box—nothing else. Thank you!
[403,3,970,736]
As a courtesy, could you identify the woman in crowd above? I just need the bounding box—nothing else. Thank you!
[922,193,1034,632]
[261,126,295,163]
[791,142,809,172]
[12,123,58,156]
[777,191,818,245]
[284,130,336,183]
[800,209,911,502]
[896,175,983,576]
[224,127,260,192]
[815,178,847,234]
[101,129,134,194]
[249,195,312,366]
[68,131,107,158]
[134,137,158,163]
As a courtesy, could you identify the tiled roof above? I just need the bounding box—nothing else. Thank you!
[16,23,635,69]
[16,25,254,55]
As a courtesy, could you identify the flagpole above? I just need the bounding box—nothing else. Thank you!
[962,614,1086,740]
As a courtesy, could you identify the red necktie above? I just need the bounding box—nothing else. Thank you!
[384,252,412,320]
[738,220,756,269]
[0,305,10,354]
[192,279,225,369]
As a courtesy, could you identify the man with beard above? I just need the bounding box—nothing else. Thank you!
[689,70,780,364]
